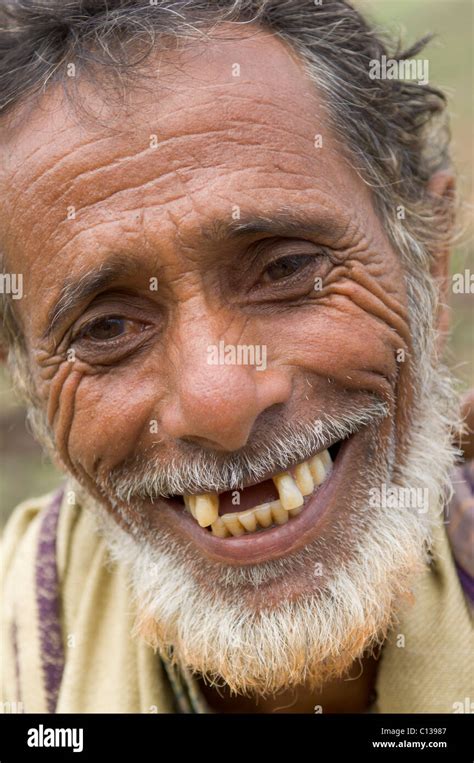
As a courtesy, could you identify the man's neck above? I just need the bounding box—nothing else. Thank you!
[195,656,379,713]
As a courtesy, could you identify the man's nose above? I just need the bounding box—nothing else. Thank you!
[160,325,291,452]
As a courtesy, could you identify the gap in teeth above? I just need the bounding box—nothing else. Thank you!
[183,448,334,537]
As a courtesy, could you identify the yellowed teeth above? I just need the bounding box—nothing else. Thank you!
[183,449,333,537]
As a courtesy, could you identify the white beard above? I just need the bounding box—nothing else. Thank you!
[81,355,459,697]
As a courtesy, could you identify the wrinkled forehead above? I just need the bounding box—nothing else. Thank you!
[0,24,377,294]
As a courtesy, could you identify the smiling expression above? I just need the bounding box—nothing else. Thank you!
[1,26,418,576]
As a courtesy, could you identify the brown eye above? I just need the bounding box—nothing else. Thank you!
[80,316,127,341]
[262,255,314,283]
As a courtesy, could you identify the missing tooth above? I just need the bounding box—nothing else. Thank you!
[328,440,342,462]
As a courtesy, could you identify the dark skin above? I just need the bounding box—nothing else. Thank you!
[0,26,454,712]
[196,657,380,713]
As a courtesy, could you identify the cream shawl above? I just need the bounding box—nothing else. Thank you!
[1,485,473,713]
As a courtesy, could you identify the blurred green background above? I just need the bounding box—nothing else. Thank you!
[1,0,472,527]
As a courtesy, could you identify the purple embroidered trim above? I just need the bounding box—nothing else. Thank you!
[456,562,474,604]
[35,488,65,713]
[11,618,22,706]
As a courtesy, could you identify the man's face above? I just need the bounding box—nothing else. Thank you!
[1,27,440,693]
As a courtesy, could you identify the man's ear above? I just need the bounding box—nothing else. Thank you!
[426,169,456,352]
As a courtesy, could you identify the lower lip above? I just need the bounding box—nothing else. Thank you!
[147,433,359,565]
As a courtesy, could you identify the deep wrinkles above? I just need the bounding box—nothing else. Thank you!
[51,365,397,545]
[45,360,76,425]
[49,360,141,537]
[320,262,411,460]
[319,264,414,473]
[14,118,322,226]
[321,262,411,347]
[325,266,413,475]
[36,249,410,542]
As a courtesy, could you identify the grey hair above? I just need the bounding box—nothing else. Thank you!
[0,0,458,442]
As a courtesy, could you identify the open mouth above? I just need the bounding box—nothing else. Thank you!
[143,430,365,564]
[166,441,342,538]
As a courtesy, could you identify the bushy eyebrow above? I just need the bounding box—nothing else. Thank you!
[43,208,346,339]
[201,208,345,243]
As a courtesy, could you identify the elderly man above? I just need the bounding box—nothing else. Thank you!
[0,0,472,715]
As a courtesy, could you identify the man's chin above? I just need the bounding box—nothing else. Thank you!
[130,553,423,698]
[132,608,374,697]
[113,501,428,697]
[74,461,433,696]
